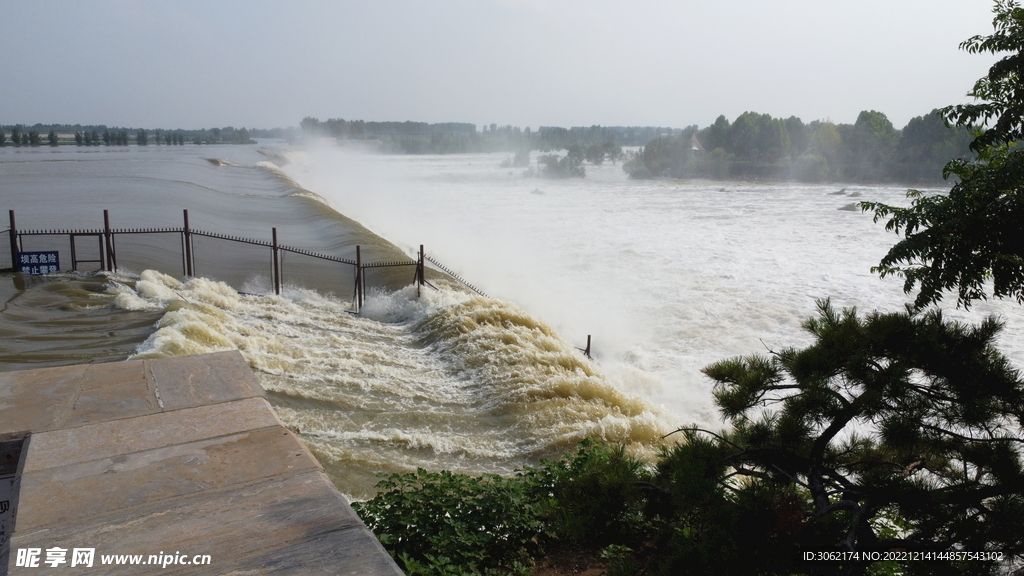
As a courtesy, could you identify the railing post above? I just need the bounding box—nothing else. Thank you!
[417,244,425,297]
[8,210,18,270]
[183,209,193,277]
[355,245,363,310]
[103,210,116,271]
[272,227,281,296]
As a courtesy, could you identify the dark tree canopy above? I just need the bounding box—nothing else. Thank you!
[701,300,1024,574]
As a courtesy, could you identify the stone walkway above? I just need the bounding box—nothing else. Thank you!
[0,351,403,575]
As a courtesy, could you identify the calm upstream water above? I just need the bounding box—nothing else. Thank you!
[3,143,1023,498]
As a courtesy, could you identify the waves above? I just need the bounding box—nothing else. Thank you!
[121,270,667,498]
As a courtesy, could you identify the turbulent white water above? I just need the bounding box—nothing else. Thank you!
[119,270,663,497]
[6,143,1024,499]
[280,146,1024,429]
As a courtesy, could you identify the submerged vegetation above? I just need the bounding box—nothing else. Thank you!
[356,2,1024,575]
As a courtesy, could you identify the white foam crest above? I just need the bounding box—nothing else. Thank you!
[122,270,669,496]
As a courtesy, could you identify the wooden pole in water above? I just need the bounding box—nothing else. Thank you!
[585,335,591,359]
[272,227,281,295]
[183,209,194,277]
[103,210,116,271]
[8,210,18,270]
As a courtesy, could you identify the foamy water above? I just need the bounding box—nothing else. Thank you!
[280,146,1024,429]
[120,270,664,498]
[5,143,1023,499]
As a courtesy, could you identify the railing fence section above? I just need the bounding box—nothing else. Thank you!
[5,209,483,314]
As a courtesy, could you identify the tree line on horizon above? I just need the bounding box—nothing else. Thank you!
[299,116,679,155]
[298,110,973,184]
[624,109,975,184]
[0,123,288,146]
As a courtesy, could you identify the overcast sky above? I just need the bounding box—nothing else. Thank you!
[0,0,1001,131]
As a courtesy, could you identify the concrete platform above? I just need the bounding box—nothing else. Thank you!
[0,351,404,575]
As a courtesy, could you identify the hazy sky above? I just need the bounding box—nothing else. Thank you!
[0,0,1001,131]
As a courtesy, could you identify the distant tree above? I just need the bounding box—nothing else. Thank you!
[538,145,586,178]
[48,130,58,146]
[0,130,6,146]
[22,133,30,146]
[810,122,842,177]
[91,130,99,146]
[300,117,321,134]
[11,127,21,147]
[136,129,148,146]
[700,115,731,152]
[892,110,974,182]
[784,116,809,159]
[74,131,83,146]
[237,127,250,143]
[165,132,173,145]
[585,142,606,165]
[729,111,790,164]
[842,110,898,181]
[153,129,161,145]
[103,130,112,146]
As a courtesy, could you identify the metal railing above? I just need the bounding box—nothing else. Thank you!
[5,209,487,312]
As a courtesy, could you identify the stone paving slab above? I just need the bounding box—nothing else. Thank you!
[0,364,84,433]
[1,352,403,575]
[146,353,266,411]
[24,397,279,472]
[11,472,381,575]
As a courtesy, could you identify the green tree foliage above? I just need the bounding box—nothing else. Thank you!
[893,110,974,182]
[702,299,1024,574]
[26,131,38,146]
[841,111,898,181]
[136,129,148,146]
[944,0,1024,152]
[785,116,810,159]
[354,469,546,575]
[538,146,586,178]
[48,130,57,146]
[701,115,731,152]
[865,0,1024,309]
[730,111,791,164]
[0,130,6,146]
[11,127,21,147]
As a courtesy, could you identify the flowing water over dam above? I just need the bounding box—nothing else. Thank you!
[3,143,1022,498]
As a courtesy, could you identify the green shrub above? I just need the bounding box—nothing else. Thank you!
[353,469,544,575]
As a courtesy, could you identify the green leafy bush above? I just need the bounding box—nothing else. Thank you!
[353,469,544,576]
